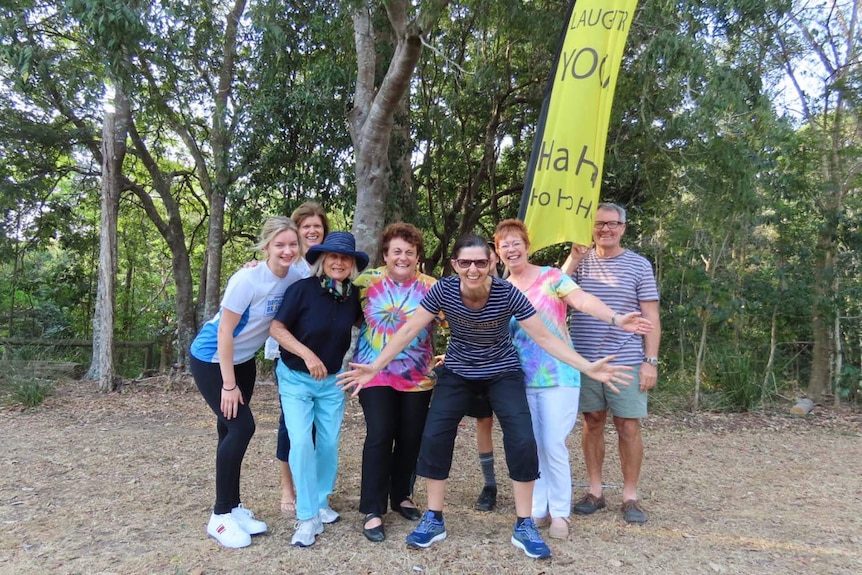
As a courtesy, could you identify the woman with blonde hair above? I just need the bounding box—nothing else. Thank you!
[190,216,302,548]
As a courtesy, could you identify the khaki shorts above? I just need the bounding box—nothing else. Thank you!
[578,365,647,419]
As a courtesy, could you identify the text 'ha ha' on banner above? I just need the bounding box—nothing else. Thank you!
[518,0,639,254]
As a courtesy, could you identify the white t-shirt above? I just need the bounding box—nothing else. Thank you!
[191,262,303,364]
[263,257,312,360]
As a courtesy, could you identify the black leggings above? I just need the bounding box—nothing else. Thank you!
[191,355,256,514]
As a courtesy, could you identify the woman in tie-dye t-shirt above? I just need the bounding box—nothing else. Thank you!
[352,222,443,542]
[493,219,652,540]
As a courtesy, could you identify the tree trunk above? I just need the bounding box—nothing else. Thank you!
[87,88,129,391]
[693,310,709,411]
[349,0,450,257]
[806,203,838,402]
[776,6,861,402]
[762,305,778,393]
[202,0,247,320]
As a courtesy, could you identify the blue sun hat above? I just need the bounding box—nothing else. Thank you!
[305,231,370,272]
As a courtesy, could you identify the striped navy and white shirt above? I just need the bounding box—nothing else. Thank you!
[421,275,536,379]
[569,249,659,365]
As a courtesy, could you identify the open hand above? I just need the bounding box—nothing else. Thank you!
[337,363,378,397]
[616,312,654,335]
[584,356,632,394]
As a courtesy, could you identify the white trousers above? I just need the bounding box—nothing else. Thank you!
[526,386,580,519]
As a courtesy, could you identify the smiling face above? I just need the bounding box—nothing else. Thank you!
[592,207,626,253]
[496,231,530,274]
[298,215,325,252]
[452,245,491,288]
[322,252,354,282]
[265,229,300,277]
[383,237,419,283]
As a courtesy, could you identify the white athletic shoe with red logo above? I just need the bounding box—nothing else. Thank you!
[207,512,252,548]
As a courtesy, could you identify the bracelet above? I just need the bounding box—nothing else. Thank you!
[222,384,238,391]
[611,312,619,326]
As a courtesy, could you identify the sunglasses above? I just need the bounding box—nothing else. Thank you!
[455,259,490,269]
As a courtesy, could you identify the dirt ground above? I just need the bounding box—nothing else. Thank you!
[1,377,860,575]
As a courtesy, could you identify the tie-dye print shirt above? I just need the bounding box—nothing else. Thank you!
[353,268,442,392]
[509,266,581,388]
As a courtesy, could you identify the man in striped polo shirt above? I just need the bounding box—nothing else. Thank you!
[563,202,661,525]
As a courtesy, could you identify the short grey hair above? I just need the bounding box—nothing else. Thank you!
[309,254,360,281]
[597,202,626,223]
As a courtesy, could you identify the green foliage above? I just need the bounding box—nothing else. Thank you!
[837,364,861,402]
[10,379,53,408]
[704,346,769,411]
[0,0,858,407]
[0,346,58,408]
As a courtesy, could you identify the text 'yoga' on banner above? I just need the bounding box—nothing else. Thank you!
[518,0,639,254]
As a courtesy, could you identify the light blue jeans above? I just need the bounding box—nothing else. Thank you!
[276,362,346,521]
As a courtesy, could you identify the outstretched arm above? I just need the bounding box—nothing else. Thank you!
[337,306,437,395]
[518,314,632,393]
[563,289,653,334]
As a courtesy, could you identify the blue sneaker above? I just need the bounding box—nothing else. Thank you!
[511,518,552,559]
[405,511,447,549]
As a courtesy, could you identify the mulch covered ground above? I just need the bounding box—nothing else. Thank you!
[1,377,860,575]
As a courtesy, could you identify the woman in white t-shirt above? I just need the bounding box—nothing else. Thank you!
[190,216,302,549]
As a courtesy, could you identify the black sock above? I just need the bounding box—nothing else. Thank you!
[478,451,496,488]
[430,510,443,521]
[516,516,529,527]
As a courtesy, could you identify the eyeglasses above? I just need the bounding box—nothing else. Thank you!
[594,221,625,230]
[455,259,490,269]
[498,241,526,250]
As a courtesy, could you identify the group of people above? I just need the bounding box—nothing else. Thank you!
[189,201,661,561]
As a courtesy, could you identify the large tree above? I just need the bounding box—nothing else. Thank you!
[348,0,450,257]
[772,0,861,401]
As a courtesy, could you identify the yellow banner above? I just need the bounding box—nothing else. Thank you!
[519,0,639,254]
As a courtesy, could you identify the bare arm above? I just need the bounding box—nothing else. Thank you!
[217,308,244,419]
[638,299,661,392]
[270,319,327,380]
[517,314,631,393]
[337,306,437,395]
[561,244,590,276]
[563,289,653,334]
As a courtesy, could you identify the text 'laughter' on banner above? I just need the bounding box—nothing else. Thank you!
[518,0,639,254]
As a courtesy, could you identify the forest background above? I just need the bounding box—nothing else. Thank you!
[0,0,860,411]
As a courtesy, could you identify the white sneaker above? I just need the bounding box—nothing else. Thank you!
[291,516,324,547]
[318,506,340,524]
[231,503,268,535]
[207,512,252,548]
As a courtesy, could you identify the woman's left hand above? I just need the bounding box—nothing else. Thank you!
[337,363,378,397]
[220,386,244,419]
[616,312,654,334]
[584,356,633,394]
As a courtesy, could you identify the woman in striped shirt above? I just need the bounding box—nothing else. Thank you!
[338,234,631,561]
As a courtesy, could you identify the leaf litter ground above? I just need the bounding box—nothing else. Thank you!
[1,378,860,575]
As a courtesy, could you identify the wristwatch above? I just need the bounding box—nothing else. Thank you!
[643,357,659,367]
